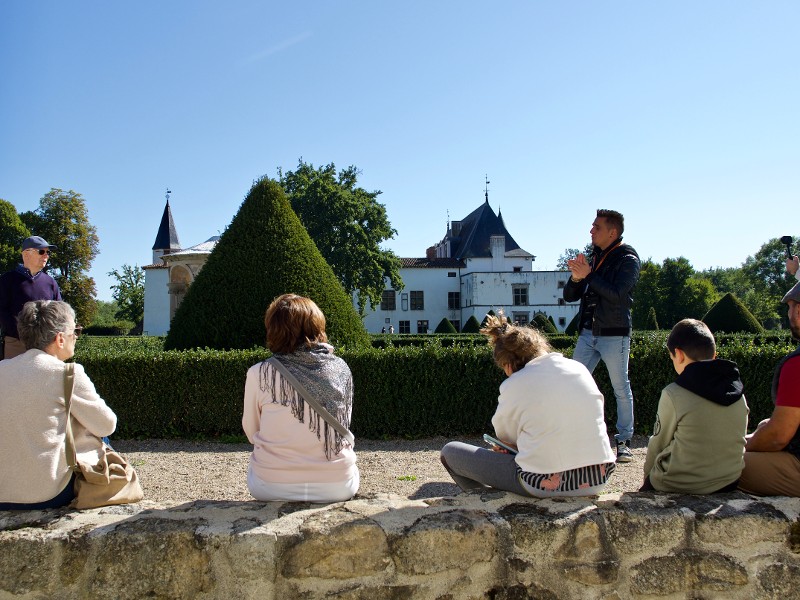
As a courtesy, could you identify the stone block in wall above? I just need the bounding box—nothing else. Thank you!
[630,549,748,595]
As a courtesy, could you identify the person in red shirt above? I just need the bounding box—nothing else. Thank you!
[739,281,800,496]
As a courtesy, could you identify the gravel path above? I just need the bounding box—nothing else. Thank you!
[114,435,648,504]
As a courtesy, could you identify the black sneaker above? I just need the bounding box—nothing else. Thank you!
[616,440,633,463]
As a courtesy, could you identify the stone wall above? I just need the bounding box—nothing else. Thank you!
[2,491,799,599]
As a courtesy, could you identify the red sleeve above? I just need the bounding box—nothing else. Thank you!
[776,356,800,408]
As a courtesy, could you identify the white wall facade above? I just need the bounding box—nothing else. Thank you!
[361,263,579,333]
[142,266,170,335]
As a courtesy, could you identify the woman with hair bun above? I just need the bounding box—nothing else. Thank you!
[440,314,616,498]
[242,294,358,502]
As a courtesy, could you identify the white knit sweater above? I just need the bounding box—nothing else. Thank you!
[0,350,117,503]
[492,352,616,474]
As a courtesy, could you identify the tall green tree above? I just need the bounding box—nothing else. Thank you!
[698,266,776,327]
[108,264,145,326]
[278,160,403,314]
[20,189,100,325]
[0,199,31,273]
[742,237,798,328]
[632,257,717,330]
[556,244,594,270]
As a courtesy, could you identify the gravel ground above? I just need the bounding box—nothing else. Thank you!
[114,435,648,504]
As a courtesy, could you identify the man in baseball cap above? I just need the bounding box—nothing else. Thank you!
[0,236,62,359]
[739,280,800,496]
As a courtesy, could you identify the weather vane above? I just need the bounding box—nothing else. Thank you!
[165,188,171,203]
[484,175,490,202]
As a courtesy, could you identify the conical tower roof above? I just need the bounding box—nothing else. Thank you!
[152,200,181,251]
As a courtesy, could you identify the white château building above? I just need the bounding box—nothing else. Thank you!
[142,192,578,335]
[360,193,577,333]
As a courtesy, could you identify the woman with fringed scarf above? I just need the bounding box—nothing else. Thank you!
[242,294,359,502]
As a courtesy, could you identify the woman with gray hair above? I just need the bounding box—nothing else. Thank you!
[0,300,117,510]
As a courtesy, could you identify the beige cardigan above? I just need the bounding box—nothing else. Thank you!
[0,350,117,503]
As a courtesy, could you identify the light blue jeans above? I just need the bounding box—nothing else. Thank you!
[572,329,634,443]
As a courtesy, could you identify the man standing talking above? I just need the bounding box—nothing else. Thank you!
[563,210,640,462]
[0,236,62,359]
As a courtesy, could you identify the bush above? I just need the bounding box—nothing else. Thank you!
[703,292,764,334]
[164,178,369,351]
[461,315,482,333]
[564,312,580,335]
[532,313,558,334]
[434,318,457,333]
[76,332,793,439]
[645,306,659,330]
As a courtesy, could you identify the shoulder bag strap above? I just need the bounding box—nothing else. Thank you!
[63,362,80,472]
[267,357,355,446]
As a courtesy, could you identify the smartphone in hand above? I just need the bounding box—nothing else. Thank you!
[483,433,518,455]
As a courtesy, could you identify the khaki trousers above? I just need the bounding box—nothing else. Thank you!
[738,450,800,497]
[2,336,26,360]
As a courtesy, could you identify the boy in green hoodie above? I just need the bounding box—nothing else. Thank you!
[641,319,749,494]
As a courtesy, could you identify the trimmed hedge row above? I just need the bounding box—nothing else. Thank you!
[75,333,795,439]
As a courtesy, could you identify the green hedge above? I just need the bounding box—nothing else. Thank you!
[75,333,795,439]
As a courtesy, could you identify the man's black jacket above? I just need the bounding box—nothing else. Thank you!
[563,240,640,336]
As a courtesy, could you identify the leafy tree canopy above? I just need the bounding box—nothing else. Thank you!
[0,198,30,273]
[278,160,403,315]
[108,264,145,326]
[20,189,99,325]
[556,244,594,270]
[742,237,798,328]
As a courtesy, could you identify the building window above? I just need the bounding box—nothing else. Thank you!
[401,293,408,311]
[512,285,528,306]
[448,291,460,310]
[410,290,424,310]
[399,320,410,334]
[513,266,522,273]
[512,312,529,326]
[452,320,461,332]
[380,289,396,311]
[559,317,566,327]
[557,280,566,289]
[416,320,429,334]
[558,298,566,306]
[448,271,457,277]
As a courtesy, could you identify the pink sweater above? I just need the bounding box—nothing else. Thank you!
[242,362,358,485]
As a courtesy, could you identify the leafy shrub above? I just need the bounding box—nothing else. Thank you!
[564,312,580,335]
[76,332,792,439]
[434,318,457,333]
[703,292,764,333]
[461,315,482,333]
[164,178,369,351]
[532,313,558,334]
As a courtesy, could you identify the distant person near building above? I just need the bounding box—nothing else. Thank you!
[738,281,800,497]
[563,209,641,463]
[0,236,61,360]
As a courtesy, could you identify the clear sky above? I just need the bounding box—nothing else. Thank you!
[2,1,798,302]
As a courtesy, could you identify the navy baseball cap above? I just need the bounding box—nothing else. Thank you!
[21,236,57,250]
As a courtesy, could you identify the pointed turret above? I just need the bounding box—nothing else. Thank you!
[152,191,181,263]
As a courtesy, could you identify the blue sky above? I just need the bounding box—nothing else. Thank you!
[2,1,798,302]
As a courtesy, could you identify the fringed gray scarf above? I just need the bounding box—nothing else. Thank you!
[258,343,353,460]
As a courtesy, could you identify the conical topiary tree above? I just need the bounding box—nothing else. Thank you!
[532,313,558,334]
[481,309,496,328]
[645,306,659,330]
[164,177,370,350]
[565,311,581,336]
[434,317,457,333]
[702,292,764,334]
[462,315,482,333]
